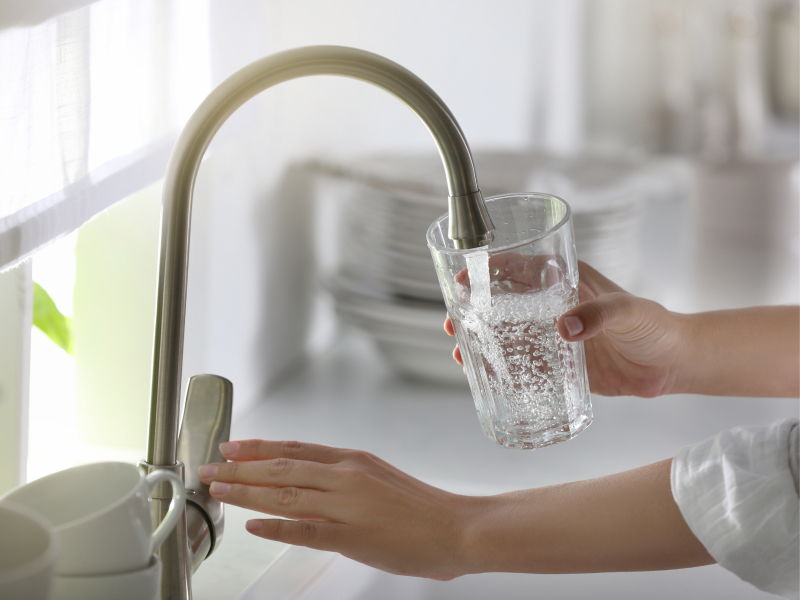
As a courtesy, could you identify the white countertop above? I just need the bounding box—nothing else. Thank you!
[192,332,797,600]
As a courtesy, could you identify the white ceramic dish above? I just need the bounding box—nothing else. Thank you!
[1,462,184,576]
[50,554,161,600]
[0,502,60,600]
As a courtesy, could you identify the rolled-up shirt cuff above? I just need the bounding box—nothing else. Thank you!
[671,417,800,599]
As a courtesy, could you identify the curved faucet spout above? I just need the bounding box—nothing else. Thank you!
[147,45,493,467]
[144,45,494,599]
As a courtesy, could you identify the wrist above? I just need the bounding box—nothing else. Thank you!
[666,312,704,395]
[455,494,505,576]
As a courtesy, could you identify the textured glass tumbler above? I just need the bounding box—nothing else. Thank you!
[427,193,592,449]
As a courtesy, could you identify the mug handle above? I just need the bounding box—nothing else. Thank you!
[144,471,186,554]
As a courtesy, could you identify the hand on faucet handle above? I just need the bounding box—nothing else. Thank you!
[198,439,475,581]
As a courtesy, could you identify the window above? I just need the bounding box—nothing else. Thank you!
[0,0,210,488]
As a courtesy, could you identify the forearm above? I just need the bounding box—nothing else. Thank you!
[674,306,800,397]
[460,459,714,575]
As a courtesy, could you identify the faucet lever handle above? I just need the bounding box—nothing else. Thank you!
[177,374,233,563]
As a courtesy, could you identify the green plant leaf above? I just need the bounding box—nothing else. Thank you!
[32,282,72,355]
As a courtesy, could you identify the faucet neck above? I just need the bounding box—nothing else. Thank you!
[147,45,493,465]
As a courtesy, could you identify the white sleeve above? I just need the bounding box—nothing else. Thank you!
[671,417,800,599]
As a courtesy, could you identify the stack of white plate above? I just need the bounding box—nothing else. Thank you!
[312,151,648,384]
[336,181,445,302]
[525,155,647,290]
[328,275,464,385]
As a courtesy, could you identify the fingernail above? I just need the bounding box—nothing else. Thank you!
[565,316,584,337]
[245,520,262,532]
[210,482,230,496]
[198,465,218,479]
[219,441,240,457]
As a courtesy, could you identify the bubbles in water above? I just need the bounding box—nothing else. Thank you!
[454,287,584,442]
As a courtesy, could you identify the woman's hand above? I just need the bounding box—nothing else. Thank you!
[199,439,482,580]
[445,260,686,397]
[200,442,713,576]
[555,261,686,397]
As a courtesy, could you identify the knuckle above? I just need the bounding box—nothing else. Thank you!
[281,440,303,457]
[268,457,292,477]
[604,293,634,324]
[583,301,608,328]
[277,486,299,506]
[342,464,372,485]
[610,291,633,310]
[595,300,611,325]
[226,461,239,478]
[585,293,638,332]
[299,521,317,542]
[268,519,284,539]
[344,449,368,465]
[360,450,381,465]
[346,450,381,473]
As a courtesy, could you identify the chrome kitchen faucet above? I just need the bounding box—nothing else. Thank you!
[143,45,494,599]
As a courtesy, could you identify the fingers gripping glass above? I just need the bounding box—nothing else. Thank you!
[427,193,592,449]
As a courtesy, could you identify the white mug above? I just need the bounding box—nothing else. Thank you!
[0,502,60,600]
[51,554,161,600]
[0,462,184,576]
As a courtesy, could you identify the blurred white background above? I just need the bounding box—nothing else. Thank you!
[176,0,799,417]
[1,0,796,485]
[0,1,797,597]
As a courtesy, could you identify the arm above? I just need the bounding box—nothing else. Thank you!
[464,459,714,575]
[672,307,800,398]
[199,440,714,580]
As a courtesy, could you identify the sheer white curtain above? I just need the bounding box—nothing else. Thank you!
[0,0,210,271]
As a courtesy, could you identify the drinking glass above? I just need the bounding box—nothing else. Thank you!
[427,193,592,449]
